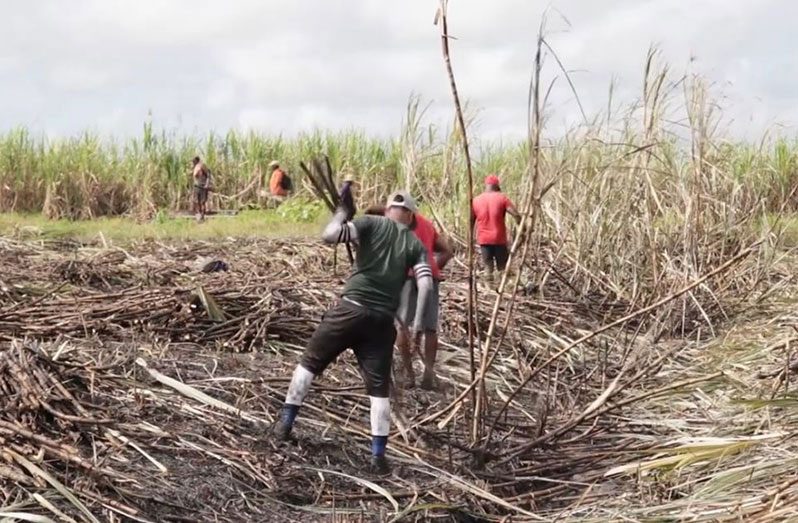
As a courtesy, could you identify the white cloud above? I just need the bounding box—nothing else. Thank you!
[237,107,279,131]
[206,80,238,110]
[0,0,796,141]
[96,107,129,131]
[49,64,115,92]
[0,55,20,74]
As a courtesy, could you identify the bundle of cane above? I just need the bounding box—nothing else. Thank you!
[300,156,339,212]
[300,156,356,267]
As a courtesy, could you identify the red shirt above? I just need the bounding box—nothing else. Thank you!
[409,213,442,279]
[472,191,514,245]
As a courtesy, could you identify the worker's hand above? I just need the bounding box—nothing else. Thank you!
[338,181,356,220]
[333,205,350,220]
[338,181,353,200]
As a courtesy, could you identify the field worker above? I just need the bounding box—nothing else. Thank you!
[191,156,211,222]
[268,160,291,198]
[361,201,453,389]
[274,190,433,475]
[471,174,520,283]
[395,199,453,390]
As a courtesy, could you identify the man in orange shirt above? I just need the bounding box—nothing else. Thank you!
[394,192,453,389]
[268,160,291,198]
[471,175,520,283]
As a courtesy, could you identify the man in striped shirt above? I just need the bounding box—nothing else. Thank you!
[274,190,432,475]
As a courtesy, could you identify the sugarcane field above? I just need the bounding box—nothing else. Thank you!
[4,2,798,523]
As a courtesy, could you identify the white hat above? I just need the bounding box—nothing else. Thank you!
[386,190,417,213]
[268,160,280,168]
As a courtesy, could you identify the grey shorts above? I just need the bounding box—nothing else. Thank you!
[397,279,440,332]
[194,186,209,205]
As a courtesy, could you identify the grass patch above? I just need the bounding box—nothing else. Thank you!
[0,210,323,242]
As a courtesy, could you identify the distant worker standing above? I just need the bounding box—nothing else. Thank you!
[471,175,520,283]
[268,160,292,198]
[192,156,211,222]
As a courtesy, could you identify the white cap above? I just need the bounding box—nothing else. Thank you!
[386,190,417,213]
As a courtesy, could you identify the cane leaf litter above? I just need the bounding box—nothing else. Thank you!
[0,230,797,522]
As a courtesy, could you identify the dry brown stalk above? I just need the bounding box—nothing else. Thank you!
[435,0,480,441]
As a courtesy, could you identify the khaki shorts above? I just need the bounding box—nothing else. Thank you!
[397,279,440,332]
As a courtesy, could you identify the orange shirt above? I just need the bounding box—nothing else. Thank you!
[409,213,442,279]
[472,191,514,245]
[269,169,287,196]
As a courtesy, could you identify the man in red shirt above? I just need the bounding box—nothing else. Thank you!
[471,175,520,283]
[371,193,452,390]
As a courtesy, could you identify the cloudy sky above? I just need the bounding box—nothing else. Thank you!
[0,0,794,141]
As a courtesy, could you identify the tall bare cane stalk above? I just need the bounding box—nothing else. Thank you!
[435,0,479,439]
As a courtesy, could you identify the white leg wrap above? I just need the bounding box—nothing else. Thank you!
[370,396,391,437]
[285,366,315,406]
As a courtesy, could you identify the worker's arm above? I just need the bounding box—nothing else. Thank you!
[410,254,433,335]
[321,208,359,244]
[433,234,453,271]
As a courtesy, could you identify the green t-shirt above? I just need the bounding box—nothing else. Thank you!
[342,215,427,316]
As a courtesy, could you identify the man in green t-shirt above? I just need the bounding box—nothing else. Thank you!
[274,190,432,475]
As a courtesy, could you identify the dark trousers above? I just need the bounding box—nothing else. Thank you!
[301,300,396,397]
[480,244,509,271]
[194,186,209,205]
